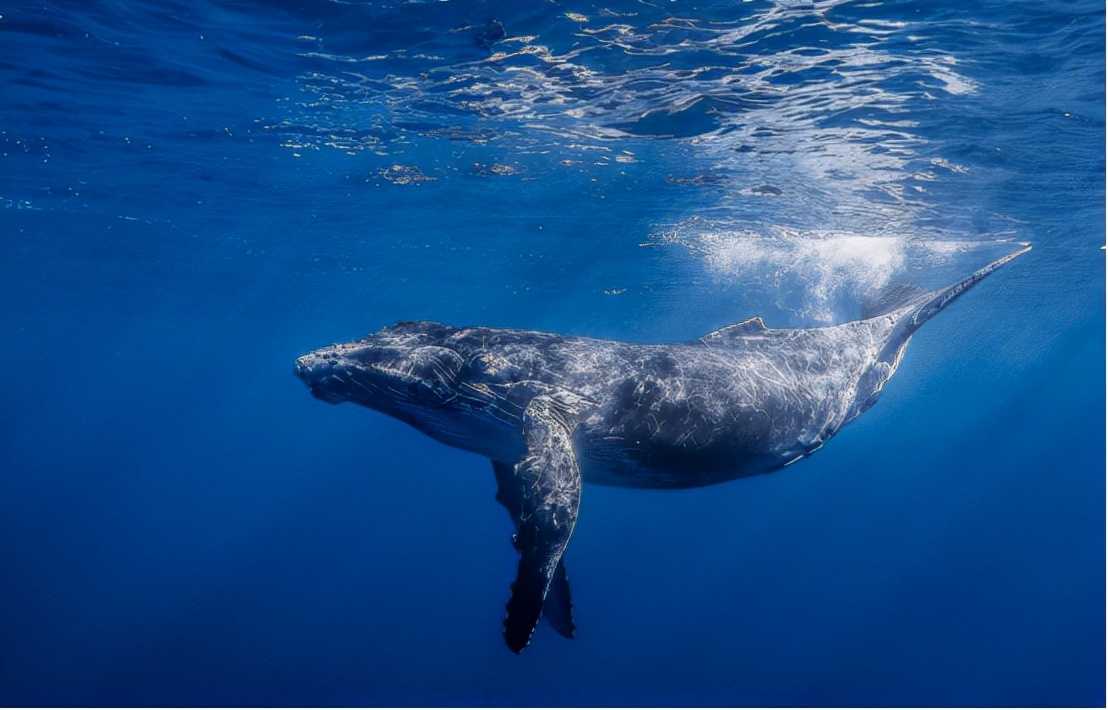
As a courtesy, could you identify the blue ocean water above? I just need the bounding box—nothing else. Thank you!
[0,0,1103,705]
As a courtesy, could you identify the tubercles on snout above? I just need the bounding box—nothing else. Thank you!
[294,340,464,410]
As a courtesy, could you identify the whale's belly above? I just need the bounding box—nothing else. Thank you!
[573,366,847,489]
[575,426,799,489]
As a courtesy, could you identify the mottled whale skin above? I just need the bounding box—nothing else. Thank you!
[295,245,1028,652]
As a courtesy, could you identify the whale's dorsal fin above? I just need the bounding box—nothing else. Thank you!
[699,316,767,345]
[492,393,582,653]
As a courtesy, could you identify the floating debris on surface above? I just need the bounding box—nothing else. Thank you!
[471,162,520,177]
[379,164,435,185]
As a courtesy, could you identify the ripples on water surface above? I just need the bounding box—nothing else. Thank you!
[0,0,1103,706]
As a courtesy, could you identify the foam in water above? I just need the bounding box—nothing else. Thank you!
[655,223,1024,322]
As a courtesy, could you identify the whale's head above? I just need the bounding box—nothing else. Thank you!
[295,321,464,415]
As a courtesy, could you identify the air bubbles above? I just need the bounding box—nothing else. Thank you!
[653,221,1025,324]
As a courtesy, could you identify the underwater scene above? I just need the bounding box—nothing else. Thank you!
[0,0,1104,706]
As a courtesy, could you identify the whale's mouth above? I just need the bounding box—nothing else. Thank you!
[308,382,346,404]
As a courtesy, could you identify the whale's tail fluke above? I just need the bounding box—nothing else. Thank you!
[894,242,1031,339]
[850,243,1031,418]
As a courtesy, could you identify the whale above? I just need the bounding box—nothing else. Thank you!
[295,244,1029,652]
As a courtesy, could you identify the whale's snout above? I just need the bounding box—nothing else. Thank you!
[294,351,326,385]
[294,354,310,380]
[294,350,348,404]
[294,326,464,410]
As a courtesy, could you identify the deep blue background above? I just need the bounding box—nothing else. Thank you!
[0,0,1103,705]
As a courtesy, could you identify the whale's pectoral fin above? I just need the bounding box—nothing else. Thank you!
[492,462,577,641]
[492,394,582,653]
[544,561,575,639]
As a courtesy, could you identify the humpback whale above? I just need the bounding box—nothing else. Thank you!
[295,245,1029,652]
